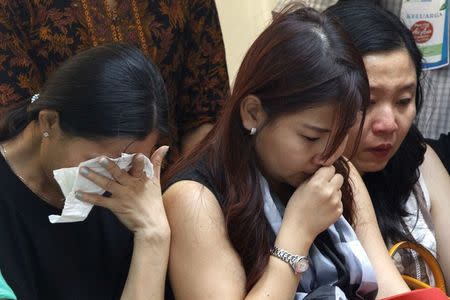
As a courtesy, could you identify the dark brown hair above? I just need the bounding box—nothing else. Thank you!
[165,5,369,291]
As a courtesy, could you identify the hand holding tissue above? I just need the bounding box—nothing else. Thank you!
[49,153,153,223]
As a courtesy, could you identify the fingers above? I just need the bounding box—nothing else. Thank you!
[329,173,344,190]
[311,165,336,182]
[150,146,169,180]
[331,189,344,216]
[322,135,349,166]
[79,167,121,195]
[129,154,145,178]
[98,157,130,185]
[75,191,112,210]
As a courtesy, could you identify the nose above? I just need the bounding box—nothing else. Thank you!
[372,107,398,135]
[312,134,349,167]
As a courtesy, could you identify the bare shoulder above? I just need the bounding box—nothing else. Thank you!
[420,144,448,176]
[164,180,218,208]
[420,144,450,206]
[420,144,449,189]
[163,181,246,299]
[163,180,226,231]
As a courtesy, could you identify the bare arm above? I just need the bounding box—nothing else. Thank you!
[420,145,450,292]
[163,181,307,300]
[348,162,410,298]
[79,147,171,300]
[163,166,343,299]
[120,229,170,300]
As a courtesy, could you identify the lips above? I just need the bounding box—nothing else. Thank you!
[367,143,393,158]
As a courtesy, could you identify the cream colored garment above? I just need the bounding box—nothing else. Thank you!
[215,0,279,82]
[390,173,437,285]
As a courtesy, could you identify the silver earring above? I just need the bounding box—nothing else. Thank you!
[250,127,257,135]
[43,132,49,138]
[31,93,39,103]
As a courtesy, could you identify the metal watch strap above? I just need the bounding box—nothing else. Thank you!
[270,246,309,275]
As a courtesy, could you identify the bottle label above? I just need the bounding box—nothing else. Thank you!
[401,0,449,70]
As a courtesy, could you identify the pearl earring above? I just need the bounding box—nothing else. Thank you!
[250,127,257,135]
[43,132,49,138]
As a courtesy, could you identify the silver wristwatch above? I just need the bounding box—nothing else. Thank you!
[270,246,310,275]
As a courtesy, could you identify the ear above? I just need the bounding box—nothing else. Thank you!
[240,95,267,131]
[38,109,62,137]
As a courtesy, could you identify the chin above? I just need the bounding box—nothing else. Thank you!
[285,174,310,187]
[356,160,389,174]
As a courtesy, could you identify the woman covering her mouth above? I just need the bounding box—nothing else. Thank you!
[161,3,411,299]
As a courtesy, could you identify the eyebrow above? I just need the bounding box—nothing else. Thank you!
[370,82,416,92]
[302,123,331,133]
[399,82,417,92]
[88,152,115,159]
[122,139,137,153]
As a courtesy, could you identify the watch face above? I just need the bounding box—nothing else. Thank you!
[294,258,309,274]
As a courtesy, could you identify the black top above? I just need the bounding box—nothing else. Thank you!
[163,158,218,300]
[0,156,133,300]
[163,158,358,299]
[164,158,222,206]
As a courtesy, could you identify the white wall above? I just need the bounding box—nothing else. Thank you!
[215,0,279,85]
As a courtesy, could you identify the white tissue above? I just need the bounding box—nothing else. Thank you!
[49,153,153,223]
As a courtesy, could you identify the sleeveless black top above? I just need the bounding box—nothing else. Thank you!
[164,157,225,299]
[0,155,133,300]
[162,157,372,299]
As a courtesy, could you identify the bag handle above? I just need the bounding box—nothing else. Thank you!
[389,241,447,295]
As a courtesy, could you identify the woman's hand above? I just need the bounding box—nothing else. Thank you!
[278,165,343,253]
[76,146,170,241]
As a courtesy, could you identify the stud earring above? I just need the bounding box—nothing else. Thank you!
[43,132,49,138]
[250,127,257,135]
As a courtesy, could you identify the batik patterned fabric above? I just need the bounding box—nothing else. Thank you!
[0,0,229,149]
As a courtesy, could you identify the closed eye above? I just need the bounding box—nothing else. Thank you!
[397,98,412,106]
[302,135,320,142]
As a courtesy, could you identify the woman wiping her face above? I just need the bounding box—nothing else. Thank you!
[0,43,170,300]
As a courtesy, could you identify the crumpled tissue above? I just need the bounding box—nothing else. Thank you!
[48,153,153,223]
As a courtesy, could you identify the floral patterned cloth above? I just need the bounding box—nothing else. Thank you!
[0,0,229,150]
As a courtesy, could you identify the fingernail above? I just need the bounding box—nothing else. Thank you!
[162,146,170,155]
[136,154,145,160]
[99,157,109,166]
[75,191,83,200]
[80,167,89,176]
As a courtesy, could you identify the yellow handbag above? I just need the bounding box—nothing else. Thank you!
[389,241,447,296]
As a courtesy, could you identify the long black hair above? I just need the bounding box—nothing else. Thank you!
[326,0,427,244]
[0,43,168,141]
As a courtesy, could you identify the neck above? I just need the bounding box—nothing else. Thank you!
[2,124,64,208]
[265,177,293,206]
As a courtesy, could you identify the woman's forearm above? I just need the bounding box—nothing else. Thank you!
[244,225,314,300]
[349,165,410,298]
[120,230,170,300]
